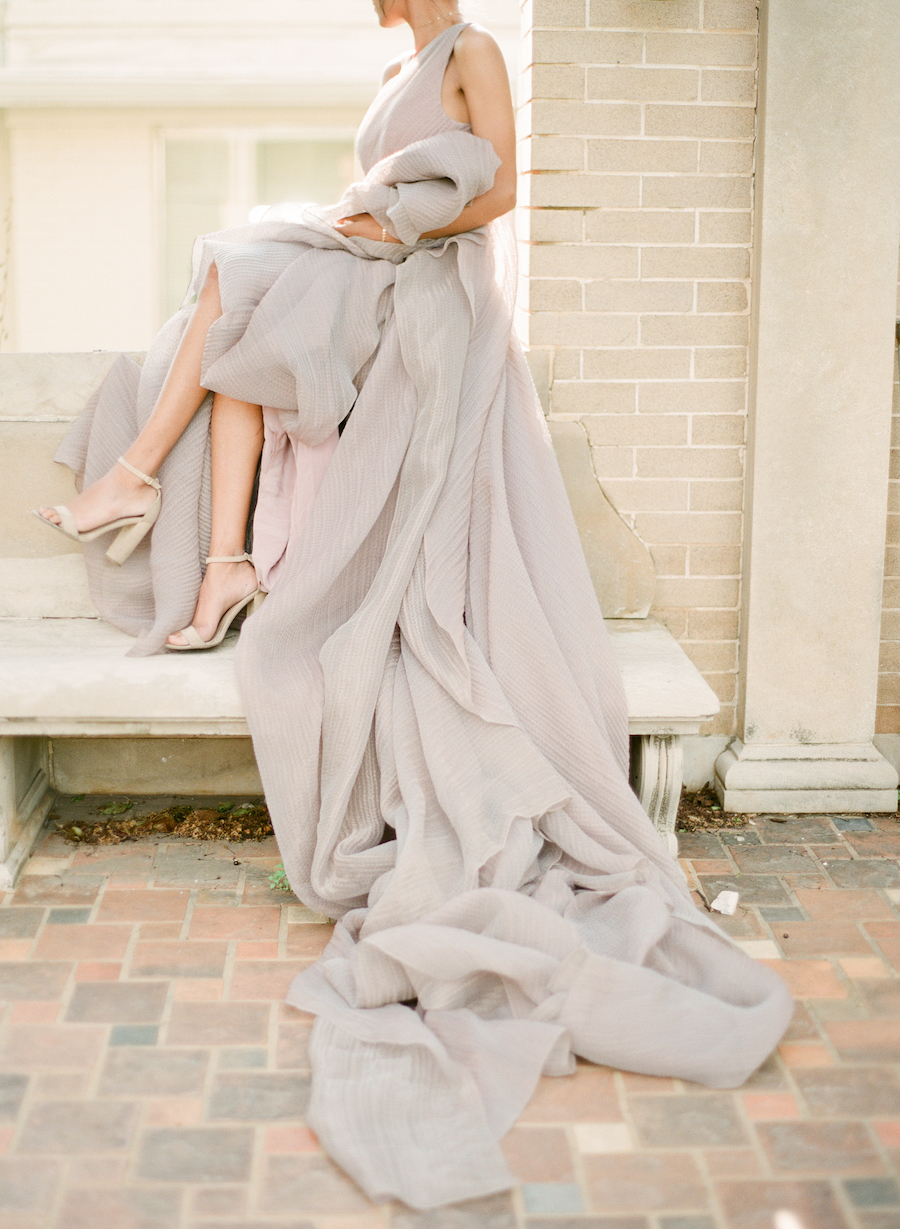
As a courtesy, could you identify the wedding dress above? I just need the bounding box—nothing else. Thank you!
[56,23,792,1209]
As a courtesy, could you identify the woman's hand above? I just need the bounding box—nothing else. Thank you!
[334,213,401,243]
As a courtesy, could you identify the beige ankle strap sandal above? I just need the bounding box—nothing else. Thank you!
[32,455,162,566]
[166,554,264,651]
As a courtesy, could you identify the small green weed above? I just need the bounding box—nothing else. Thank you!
[268,863,292,892]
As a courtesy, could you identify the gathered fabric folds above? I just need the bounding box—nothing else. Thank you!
[235,135,791,1207]
[55,23,792,1209]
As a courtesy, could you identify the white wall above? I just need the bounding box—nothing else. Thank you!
[9,114,158,351]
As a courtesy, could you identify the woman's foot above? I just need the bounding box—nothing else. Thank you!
[36,462,159,533]
[166,557,258,647]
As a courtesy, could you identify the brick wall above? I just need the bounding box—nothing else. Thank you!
[518,0,758,738]
[877,263,900,735]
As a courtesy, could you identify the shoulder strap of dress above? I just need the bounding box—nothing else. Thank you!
[421,21,470,71]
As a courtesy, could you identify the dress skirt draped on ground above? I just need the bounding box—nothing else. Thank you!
[55,24,793,1209]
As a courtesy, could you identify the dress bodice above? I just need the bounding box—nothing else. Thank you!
[355,23,472,173]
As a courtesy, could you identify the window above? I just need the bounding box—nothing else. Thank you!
[164,132,356,319]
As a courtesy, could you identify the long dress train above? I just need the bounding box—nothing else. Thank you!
[56,23,793,1209]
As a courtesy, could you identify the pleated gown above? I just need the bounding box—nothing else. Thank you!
[56,23,793,1209]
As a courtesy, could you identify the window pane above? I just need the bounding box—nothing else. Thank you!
[165,140,229,318]
[257,141,355,210]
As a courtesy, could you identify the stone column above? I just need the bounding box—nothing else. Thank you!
[716,0,900,811]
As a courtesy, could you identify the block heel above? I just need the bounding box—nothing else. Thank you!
[33,455,161,567]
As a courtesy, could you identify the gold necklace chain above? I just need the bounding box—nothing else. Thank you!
[414,12,461,32]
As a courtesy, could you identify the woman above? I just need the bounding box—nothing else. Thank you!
[36,0,793,1209]
[34,1,514,654]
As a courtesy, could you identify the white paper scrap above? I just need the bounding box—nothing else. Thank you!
[709,890,739,916]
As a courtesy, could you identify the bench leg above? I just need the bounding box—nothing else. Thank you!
[629,734,682,857]
[0,737,54,888]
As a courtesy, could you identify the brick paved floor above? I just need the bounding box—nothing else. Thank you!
[1,800,899,1229]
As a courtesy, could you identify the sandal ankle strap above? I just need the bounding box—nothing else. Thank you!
[205,553,253,564]
[117,456,161,491]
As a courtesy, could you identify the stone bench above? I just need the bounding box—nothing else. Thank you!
[0,614,718,885]
[0,352,719,884]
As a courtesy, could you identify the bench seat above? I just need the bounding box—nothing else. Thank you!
[0,615,718,884]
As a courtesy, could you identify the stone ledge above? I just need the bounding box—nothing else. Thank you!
[0,617,719,737]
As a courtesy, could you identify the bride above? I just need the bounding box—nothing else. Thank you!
[35,0,792,1209]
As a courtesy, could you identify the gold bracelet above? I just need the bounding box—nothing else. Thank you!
[382,227,388,243]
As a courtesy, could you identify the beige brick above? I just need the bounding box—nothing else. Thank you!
[701,69,756,103]
[698,213,752,245]
[694,347,748,378]
[879,642,900,672]
[534,242,640,281]
[639,382,746,414]
[704,672,737,704]
[525,136,585,172]
[526,172,640,208]
[533,30,643,65]
[689,543,742,574]
[883,545,900,576]
[655,577,740,607]
[589,0,701,30]
[637,447,742,479]
[529,279,583,311]
[584,348,692,380]
[600,478,689,511]
[550,382,636,414]
[641,314,748,347]
[532,0,589,27]
[645,32,756,67]
[645,104,755,140]
[687,608,740,640]
[587,210,696,244]
[644,314,747,349]
[529,240,639,278]
[889,481,900,513]
[586,67,699,103]
[529,312,639,347]
[641,247,750,279]
[551,350,581,381]
[706,707,737,737]
[702,0,758,31]
[880,609,900,641]
[877,673,900,704]
[696,281,749,313]
[690,415,745,446]
[641,174,751,209]
[649,543,688,576]
[585,280,694,313]
[589,444,635,478]
[883,578,900,606]
[888,451,900,482]
[525,210,585,243]
[527,64,586,101]
[681,640,739,672]
[583,413,688,445]
[887,513,900,547]
[689,479,744,510]
[699,141,755,173]
[532,100,642,137]
[588,138,698,173]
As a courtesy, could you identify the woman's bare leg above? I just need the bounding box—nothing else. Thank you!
[37,263,225,531]
[166,392,263,647]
